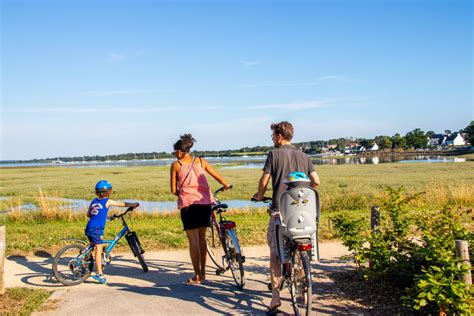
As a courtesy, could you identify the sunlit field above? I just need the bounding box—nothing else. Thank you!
[1,161,473,210]
[1,161,473,255]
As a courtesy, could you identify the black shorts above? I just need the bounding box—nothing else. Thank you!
[180,204,212,231]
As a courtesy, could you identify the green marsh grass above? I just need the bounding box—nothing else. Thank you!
[1,162,473,254]
[1,162,473,207]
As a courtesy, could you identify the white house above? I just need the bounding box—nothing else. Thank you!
[428,134,446,146]
[445,133,466,146]
[369,143,379,151]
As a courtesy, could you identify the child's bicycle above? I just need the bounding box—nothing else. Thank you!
[52,206,148,286]
[254,191,320,316]
[206,185,246,289]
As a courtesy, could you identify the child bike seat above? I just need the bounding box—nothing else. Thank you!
[278,186,320,240]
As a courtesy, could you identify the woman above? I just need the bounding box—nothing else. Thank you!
[170,134,230,284]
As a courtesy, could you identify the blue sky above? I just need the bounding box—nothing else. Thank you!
[1,0,472,160]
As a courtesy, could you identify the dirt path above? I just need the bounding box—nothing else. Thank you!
[5,242,366,315]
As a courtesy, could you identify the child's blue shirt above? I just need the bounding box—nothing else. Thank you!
[85,197,109,230]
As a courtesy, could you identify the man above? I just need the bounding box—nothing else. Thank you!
[253,121,320,312]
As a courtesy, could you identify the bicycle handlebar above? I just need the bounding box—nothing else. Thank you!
[251,197,272,203]
[110,206,136,221]
[213,184,233,196]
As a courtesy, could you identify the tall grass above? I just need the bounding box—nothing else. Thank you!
[2,162,473,203]
[1,162,473,254]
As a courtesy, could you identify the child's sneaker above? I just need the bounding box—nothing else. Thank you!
[92,273,107,284]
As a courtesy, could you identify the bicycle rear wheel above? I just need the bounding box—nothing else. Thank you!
[52,243,93,286]
[226,229,245,289]
[206,223,225,271]
[289,251,312,315]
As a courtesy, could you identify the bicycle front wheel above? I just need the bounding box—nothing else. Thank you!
[289,251,312,315]
[226,229,245,289]
[126,232,148,272]
[52,243,93,286]
[206,223,225,271]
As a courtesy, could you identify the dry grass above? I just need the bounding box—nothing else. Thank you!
[1,162,473,210]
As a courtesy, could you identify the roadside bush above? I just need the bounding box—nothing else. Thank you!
[333,187,473,314]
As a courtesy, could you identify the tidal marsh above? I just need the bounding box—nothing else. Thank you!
[1,161,473,255]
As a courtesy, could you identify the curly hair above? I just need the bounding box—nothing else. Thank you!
[271,121,294,141]
[173,134,196,152]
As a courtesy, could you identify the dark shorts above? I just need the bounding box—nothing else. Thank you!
[180,204,212,231]
[85,227,104,245]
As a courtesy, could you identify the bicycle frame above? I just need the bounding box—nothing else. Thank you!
[211,210,241,255]
[102,218,130,254]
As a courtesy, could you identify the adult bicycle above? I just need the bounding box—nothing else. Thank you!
[206,185,246,289]
[52,206,148,286]
[254,189,320,316]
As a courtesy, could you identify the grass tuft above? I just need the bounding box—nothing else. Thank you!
[0,287,52,315]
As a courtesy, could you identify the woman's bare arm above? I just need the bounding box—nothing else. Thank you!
[170,162,179,196]
[201,158,229,188]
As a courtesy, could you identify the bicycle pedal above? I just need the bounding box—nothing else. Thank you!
[241,256,246,263]
[215,268,225,275]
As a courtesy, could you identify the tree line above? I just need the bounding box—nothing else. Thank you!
[8,122,473,163]
[296,121,473,154]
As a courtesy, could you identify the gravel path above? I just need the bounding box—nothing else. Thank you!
[5,242,366,315]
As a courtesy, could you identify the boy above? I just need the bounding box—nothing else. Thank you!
[85,180,139,284]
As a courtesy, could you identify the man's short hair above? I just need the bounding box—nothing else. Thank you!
[271,121,294,141]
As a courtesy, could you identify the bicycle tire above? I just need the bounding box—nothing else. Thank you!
[52,243,93,286]
[136,252,148,272]
[226,230,245,289]
[126,234,148,272]
[206,223,226,270]
[289,251,312,316]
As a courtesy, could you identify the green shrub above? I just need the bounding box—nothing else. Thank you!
[333,187,473,314]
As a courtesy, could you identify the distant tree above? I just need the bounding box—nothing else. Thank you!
[334,138,349,152]
[374,135,393,150]
[391,133,407,149]
[444,129,452,135]
[426,130,436,138]
[463,121,474,145]
[359,138,373,148]
[405,128,427,149]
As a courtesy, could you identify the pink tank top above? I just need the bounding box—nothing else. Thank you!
[177,157,215,209]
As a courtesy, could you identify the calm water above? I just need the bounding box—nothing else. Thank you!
[1,155,468,213]
[0,155,468,169]
[0,197,268,213]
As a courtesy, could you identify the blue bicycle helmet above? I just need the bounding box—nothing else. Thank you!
[285,172,310,188]
[285,172,310,183]
[95,180,112,193]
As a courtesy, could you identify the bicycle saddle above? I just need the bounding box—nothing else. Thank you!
[212,203,228,211]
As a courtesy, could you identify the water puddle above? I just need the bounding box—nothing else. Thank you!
[0,197,268,213]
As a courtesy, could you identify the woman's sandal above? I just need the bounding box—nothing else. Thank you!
[186,277,201,285]
[266,303,281,315]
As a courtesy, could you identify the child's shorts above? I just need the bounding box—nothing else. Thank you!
[85,227,104,245]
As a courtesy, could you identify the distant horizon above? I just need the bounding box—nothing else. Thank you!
[1,123,470,162]
[2,0,472,160]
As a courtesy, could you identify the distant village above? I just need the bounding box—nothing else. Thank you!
[3,124,473,164]
[307,131,470,156]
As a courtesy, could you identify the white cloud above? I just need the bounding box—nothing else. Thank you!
[3,106,224,114]
[250,98,345,111]
[238,81,321,88]
[237,75,350,88]
[81,89,174,96]
[108,52,126,63]
[240,60,261,67]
